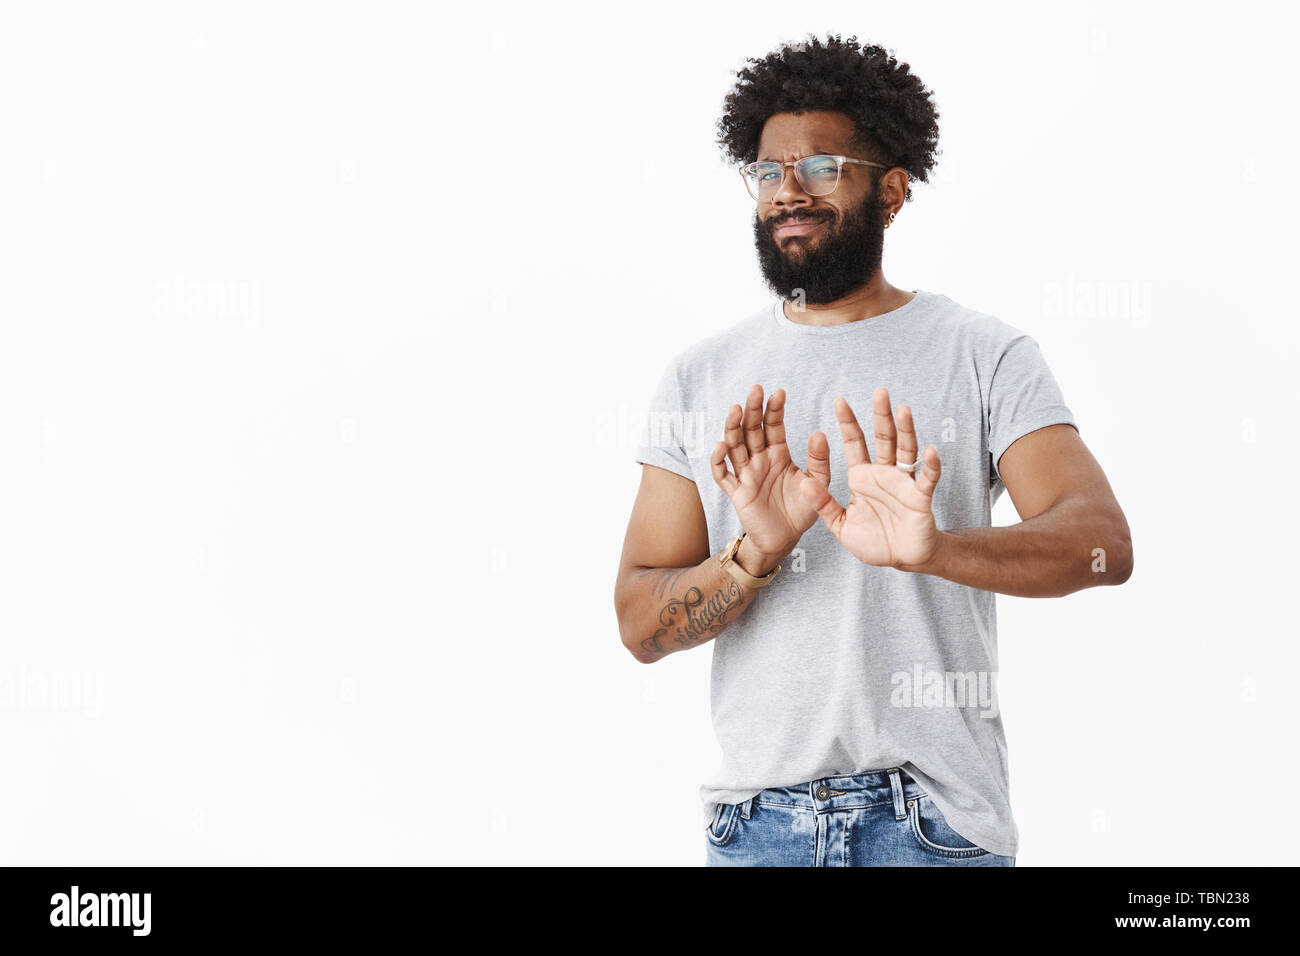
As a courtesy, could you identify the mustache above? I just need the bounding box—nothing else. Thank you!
[768,212,832,230]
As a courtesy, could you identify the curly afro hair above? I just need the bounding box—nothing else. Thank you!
[716,33,940,202]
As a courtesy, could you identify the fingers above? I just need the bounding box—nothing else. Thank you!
[872,387,898,466]
[798,472,846,539]
[722,385,783,474]
[892,404,940,498]
[742,384,766,458]
[913,445,942,498]
[805,430,831,488]
[710,440,740,497]
[721,402,749,473]
[833,396,871,468]
[895,403,919,471]
[763,388,788,453]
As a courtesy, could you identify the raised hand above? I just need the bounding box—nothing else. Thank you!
[797,387,942,569]
[710,384,829,569]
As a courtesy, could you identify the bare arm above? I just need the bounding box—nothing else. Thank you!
[614,463,780,664]
[799,392,1132,599]
[899,423,1133,597]
[617,383,828,663]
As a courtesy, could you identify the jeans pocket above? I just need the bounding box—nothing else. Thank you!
[705,801,741,848]
[907,794,990,859]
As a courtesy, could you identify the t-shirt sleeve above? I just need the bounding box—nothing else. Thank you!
[987,329,1078,485]
[633,355,696,482]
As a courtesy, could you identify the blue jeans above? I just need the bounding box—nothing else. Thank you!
[704,767,1016,866]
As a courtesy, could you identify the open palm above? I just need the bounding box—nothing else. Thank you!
[710,385,829,561]
[798,388,942,569]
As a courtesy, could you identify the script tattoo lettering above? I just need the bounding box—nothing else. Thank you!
[639,581,745,656]
[652,568,688,600]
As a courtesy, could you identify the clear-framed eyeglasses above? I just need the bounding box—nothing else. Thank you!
[739,154,889,203]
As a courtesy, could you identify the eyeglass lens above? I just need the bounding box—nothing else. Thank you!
[746,156,841,200]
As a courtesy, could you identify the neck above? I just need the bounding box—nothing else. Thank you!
[782,274,913,327]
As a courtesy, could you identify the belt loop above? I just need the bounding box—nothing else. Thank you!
[740,795,755,819]
[888,768,906,820]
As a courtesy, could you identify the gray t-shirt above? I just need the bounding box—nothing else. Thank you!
[632,289,1077,857]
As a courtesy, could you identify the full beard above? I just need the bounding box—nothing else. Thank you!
[753,189,887,306]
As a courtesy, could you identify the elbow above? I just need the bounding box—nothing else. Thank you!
[1113,546,1133,585]
[1106,519,1134,586]
[1080,511,1132,590]
[627,643,659,665]
[614,580,659,664]
[619,625,660,664]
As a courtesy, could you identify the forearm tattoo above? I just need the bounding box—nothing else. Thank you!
[640,579,745,656]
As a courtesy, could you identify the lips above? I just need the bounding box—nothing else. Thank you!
[774,216,826,237]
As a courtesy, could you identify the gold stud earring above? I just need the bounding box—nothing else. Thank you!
[886,211,897,228]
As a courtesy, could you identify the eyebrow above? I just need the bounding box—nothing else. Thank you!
[758,148,835,162]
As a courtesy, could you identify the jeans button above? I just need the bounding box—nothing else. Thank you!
[815,785,830,800]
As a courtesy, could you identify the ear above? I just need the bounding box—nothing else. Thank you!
[877,166,909,219]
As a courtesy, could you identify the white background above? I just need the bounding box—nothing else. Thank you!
[1,0,1295,865]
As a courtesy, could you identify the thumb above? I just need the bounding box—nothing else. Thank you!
[805,430,831,488]
[709,441,740,499]
[799,472,846,539]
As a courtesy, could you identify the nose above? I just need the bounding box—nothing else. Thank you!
[770,165,813,210]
